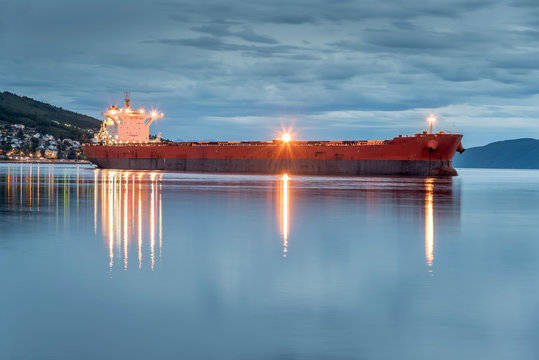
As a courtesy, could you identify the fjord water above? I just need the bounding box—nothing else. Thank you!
[1,164,538,360]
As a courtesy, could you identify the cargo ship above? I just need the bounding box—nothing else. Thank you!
[83,95,464,176]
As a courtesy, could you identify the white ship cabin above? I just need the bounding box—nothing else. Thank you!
[97,94,163,143]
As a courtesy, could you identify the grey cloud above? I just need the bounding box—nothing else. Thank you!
[315,65,359,81]
[234,29,277,44]
[284,54,319,61]
[416,62,491,82]
[143,37,302,57]
[163,0,492,25]
[263,14,318,25]
[190,23,233,37]
[510,0,539,7]
[190,24,278,44]
[332,29,488,52]
[145,36,240,51]
[391,21,418,31]
[490,53,539,71]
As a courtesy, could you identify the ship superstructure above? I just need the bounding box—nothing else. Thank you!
[85,96,464,176]
[96,93,163,143]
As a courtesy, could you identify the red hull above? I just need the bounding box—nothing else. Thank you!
[83,133,463,176]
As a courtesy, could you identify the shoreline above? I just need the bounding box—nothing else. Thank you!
[0,159,91,165]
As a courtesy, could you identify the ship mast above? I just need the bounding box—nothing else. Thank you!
[124,92,130,109]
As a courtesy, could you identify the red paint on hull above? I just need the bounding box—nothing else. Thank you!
[83,133,463,176]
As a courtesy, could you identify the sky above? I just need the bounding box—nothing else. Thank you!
[2,0,539,146]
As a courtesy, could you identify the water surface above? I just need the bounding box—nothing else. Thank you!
[1,164,538,359]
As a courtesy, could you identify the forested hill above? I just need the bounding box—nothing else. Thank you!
[0,91,100,140]
[454,138,539,169]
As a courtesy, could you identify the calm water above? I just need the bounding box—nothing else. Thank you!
[1,164,538,360]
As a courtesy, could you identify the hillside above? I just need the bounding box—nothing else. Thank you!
[454,138,539,169]
[0,91,100,141]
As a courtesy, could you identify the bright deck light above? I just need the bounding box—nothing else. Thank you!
[281,133,291,142]
[427,115,437,134]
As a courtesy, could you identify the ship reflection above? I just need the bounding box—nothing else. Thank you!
[0,164,457,271]
[94,170,163,271]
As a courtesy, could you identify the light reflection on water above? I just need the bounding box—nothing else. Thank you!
[6,164,539,359]
[1,164,445,272]
[1,165,167,272]
[425,178,434,268]
[94,170,164,272]
[281,174,290,257]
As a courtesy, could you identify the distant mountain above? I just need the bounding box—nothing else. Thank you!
[454,138,539,169]
[0,91,100,141]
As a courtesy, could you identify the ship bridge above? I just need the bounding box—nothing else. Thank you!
[97,93,163,143]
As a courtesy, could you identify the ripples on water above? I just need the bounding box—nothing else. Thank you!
[0,164,538,359]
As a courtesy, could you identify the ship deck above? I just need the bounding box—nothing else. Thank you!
[91,133,462,148]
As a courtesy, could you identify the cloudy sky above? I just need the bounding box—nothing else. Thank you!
[2,0,539,146]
